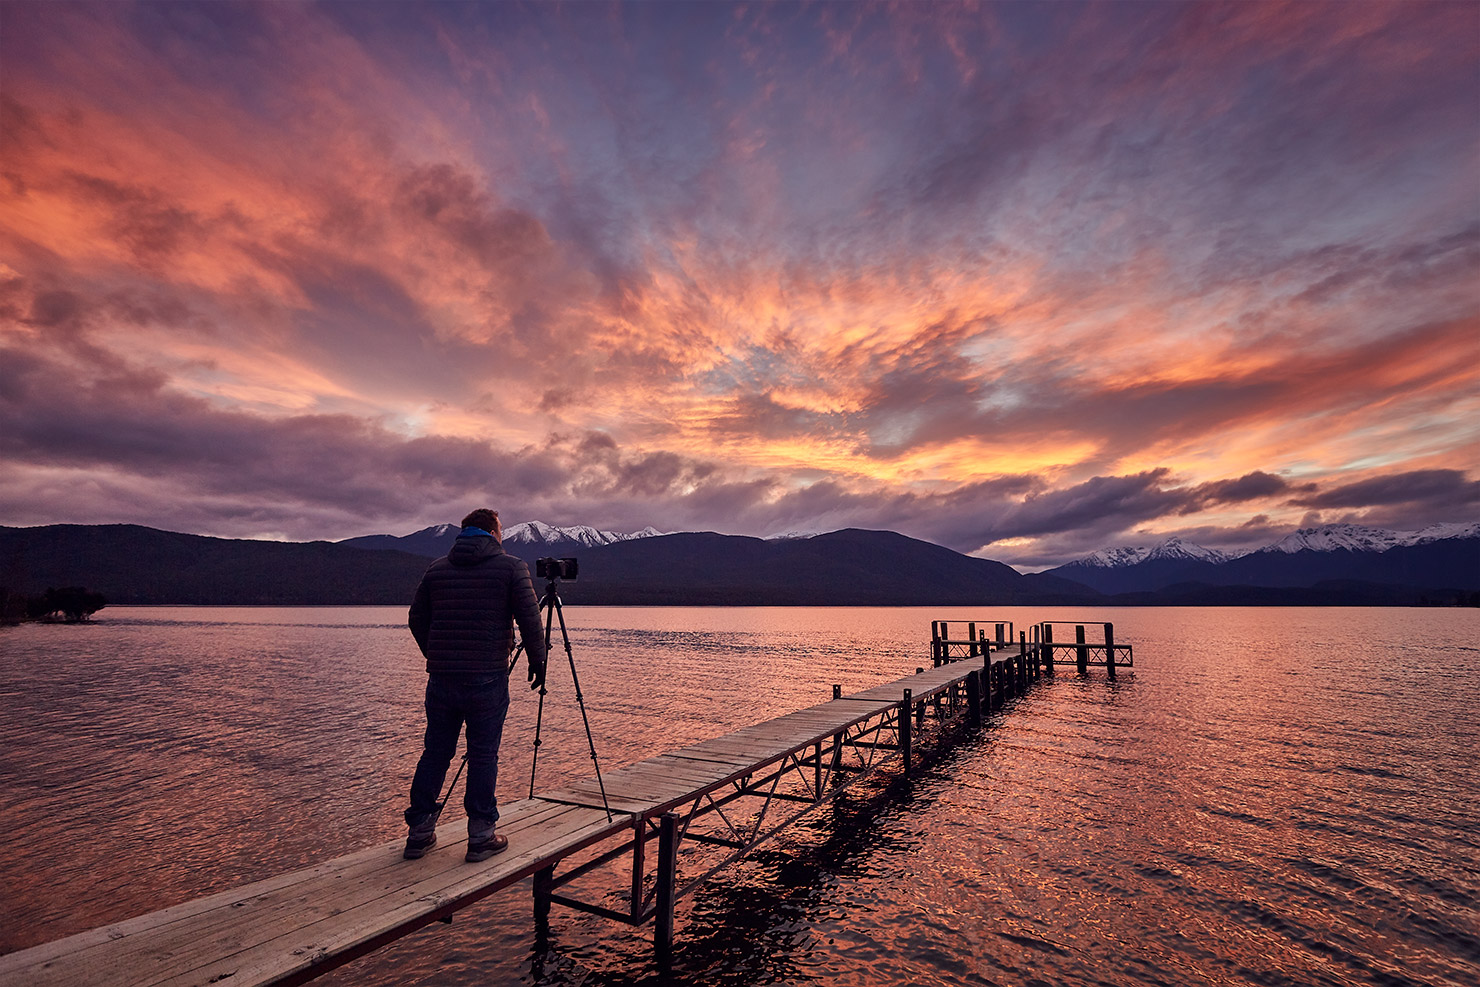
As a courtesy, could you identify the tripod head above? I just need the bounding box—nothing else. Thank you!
[535,556,578,581]
[534,556,576,609]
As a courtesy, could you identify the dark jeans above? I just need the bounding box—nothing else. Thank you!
[405,672,510,827]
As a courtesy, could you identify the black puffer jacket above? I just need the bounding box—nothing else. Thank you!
[408,535,545,676]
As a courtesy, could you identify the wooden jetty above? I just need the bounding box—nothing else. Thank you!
[0,620,1131,987]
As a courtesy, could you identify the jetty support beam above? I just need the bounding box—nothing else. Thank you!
[654,813,680,961]
[900,690,913,773]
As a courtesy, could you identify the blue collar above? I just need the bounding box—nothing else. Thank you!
[460,526,492,538]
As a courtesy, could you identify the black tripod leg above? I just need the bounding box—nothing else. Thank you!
[528,589,555,797]
[436,753,468,815]
[550,591,613,821]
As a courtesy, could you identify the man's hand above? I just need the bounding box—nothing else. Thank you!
[527,645,548,691]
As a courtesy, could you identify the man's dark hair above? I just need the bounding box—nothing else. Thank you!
[461,508,500,532]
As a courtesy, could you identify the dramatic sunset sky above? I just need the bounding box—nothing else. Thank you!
[2,1,1476,567]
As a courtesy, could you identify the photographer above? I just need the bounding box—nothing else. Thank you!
[403,508,547,862]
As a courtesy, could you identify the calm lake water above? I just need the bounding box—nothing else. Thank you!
[1,605,1477,986]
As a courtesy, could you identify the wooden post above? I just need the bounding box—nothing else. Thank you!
[1105,622,1116,680]
[533,864,554,933]
[914,668,925,726]
[654,812,680,959]
[900,689,913,774]
[966,670,981,727]
[931,621,941,665]
[628,818,646,920]
[996,623,1005,647]
[937,622,948,666]
[814,741,823,797]
[1076,624,1088,675]
[1042,623,1054,675]
[831,685,843,771]
[968,621,978,659]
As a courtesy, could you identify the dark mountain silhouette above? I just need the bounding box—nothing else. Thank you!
[544,529,1091,606]
[338,523,461,559]
[1209,539,1478,590]
[1,524,1092,607]
[4,523,1473,608]
[0,524,431,605]
[1106,580,1471,607]
[1052,557,1222,594]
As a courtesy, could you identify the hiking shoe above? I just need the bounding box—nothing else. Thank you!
[403,831,437,859]
[465,832,508,862]
[403,811,440,860]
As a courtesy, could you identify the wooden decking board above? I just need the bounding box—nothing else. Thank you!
[655,747,758,767]
[684,739,794,763]
[570,766,707,792]
[571,762,718,791]
[0,797,577,976]
[13,807,621,987]
[0,656,1009,987]
[560,777,707,806]
[603,758,733,784]
[688,733,828,755]
[533,791,660,815]
[555,783,691,808]
[649,752,758,775]
[155,813,623,987]
[58,805,608,975]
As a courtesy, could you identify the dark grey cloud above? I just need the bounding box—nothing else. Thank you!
[1182,471,1313,513]
[1288,469,1480,511]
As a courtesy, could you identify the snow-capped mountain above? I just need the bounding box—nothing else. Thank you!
[1079,537,1230,568]
[1047,522,1478,594]
[340,521,666,558]
[1260,524,1411,555]
[1260,521,1480,553]
[502,520,666,548]
[766,529,826,541]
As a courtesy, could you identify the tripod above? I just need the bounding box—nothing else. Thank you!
[516,573,613,820]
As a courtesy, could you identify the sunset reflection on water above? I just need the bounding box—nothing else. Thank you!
[1,606,1476,986]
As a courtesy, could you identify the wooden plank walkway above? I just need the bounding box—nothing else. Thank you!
[0,651,1029,987]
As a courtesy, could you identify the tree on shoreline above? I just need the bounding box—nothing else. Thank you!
[0,586,108,624]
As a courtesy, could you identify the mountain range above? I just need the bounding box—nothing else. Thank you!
[1,520,1474,608]
[0,523,1088,607]
[339,520,667,560]
[1046,523,1479,595]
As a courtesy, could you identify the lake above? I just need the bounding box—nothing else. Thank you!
[1,605,1477,986]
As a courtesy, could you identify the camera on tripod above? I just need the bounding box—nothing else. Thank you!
[536,556,578,581]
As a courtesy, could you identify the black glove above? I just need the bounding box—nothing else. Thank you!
[527,647,547,691]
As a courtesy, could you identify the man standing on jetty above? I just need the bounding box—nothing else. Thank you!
[404,508,547,862]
